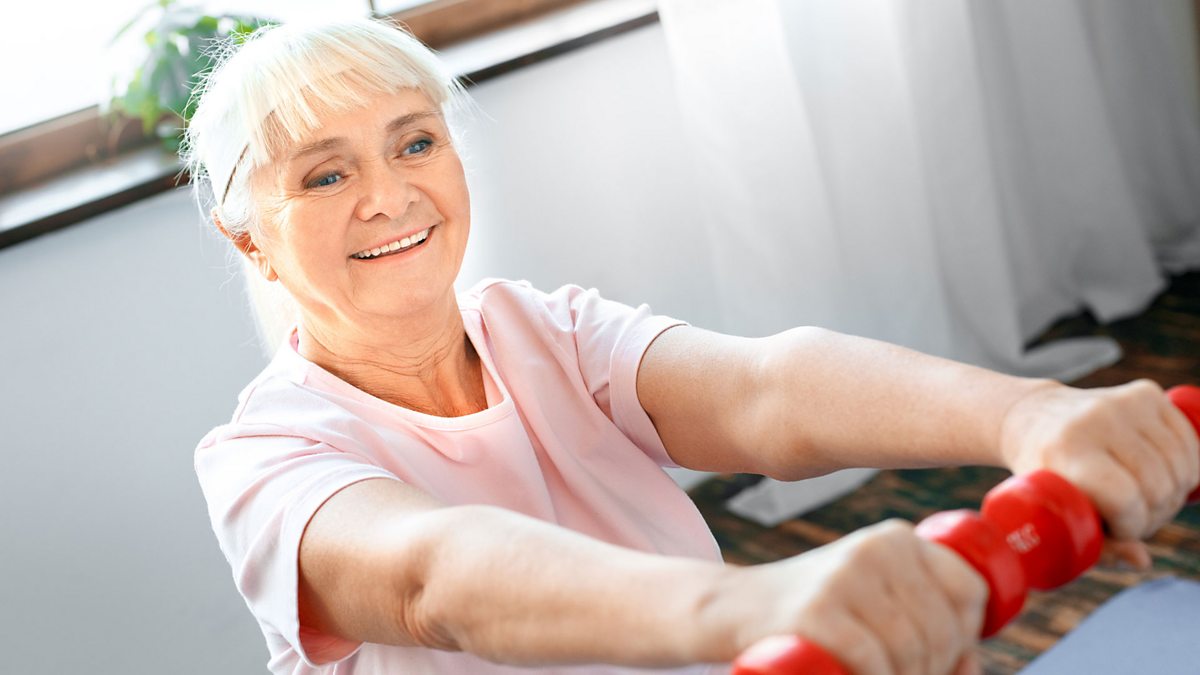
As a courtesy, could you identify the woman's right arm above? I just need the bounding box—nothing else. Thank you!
[298,478,987,674]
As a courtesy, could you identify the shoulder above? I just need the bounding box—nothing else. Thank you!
[461,277,583,307]
[461,277,615,330]
[195,361,364,459]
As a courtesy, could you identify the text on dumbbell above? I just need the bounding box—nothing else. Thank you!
[1006,523,1041,554]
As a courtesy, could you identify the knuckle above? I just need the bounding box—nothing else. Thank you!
[877,518,916,536]
[857,520,914,555]
[1115,499,1150,540]
[1080,395,1110,418]
[1121,379,1160,401]
[1133,378,1164,395]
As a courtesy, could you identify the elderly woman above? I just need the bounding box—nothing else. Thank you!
[187,17,1197,675]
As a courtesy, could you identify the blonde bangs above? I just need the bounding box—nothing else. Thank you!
[233,20,460,170]
[253,66,444,168]
[183,17,468,217]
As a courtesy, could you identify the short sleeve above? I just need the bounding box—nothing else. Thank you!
[194,423,398,669]
[551,285,688,468]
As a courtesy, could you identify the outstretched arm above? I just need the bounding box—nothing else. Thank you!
[636,325,1198,561]
[298,477,731,666]
[299,477,985,673]
[636,325,1045,479]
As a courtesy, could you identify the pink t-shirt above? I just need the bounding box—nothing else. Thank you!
[195,279,726,675]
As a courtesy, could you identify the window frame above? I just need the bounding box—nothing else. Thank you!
[0,0,587,196]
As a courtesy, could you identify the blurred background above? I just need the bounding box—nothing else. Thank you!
[1,1,1198,672]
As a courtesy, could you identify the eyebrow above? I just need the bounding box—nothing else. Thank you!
[287,110,441,162]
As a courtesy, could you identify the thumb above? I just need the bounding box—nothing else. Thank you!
[951,649,982,675]
[1100,539,1152,571]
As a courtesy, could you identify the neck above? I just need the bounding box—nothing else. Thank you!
[296,294,487,417]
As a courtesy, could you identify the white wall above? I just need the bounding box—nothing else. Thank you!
[458,23,718,327]
[0,192,269,671]
[0,23,718,673]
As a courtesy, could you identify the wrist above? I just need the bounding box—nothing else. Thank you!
[994,377,1064,470]
[688,564,765,664]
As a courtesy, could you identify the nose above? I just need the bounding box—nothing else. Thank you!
[353,159,419,223]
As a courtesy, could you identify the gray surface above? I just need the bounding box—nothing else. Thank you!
[0,189,268,672]
[1021,577,1200,674]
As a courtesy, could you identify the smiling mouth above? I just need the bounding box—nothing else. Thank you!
[350,226,434,260]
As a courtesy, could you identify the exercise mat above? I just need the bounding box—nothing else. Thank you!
[1020,576,1200,673]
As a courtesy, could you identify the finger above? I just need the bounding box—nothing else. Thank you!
[919,540,986,637]
[1099,538,1152,571]
[952,649,983,675]
[1137,398,1193,496]
[913,541,984,675]
[1060,457,1147,543]
[1113,429,1180,535]
[1097,393,1173,521]
[1162,402,1200,497]
[854,548,926,675]
[1129,385,1195,504]
[880,538,958,675]
[1128,427,1183,531]
[1115,381,1185,527]
[840,521,923,675]
[816,609,895,675]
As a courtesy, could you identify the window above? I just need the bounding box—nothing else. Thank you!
[0,0,585,195]
[0,0,388,138]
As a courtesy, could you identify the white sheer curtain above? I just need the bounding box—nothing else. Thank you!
[659,0,1200,523]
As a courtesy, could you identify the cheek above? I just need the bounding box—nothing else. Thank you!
[272,204,350,275]
[285,197,350,242]
[435,158,472,223]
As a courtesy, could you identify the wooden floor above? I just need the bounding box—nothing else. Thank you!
[688,272,1200,674]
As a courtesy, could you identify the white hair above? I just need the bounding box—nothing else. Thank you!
[182,16,471,239]
[179,17,473,352]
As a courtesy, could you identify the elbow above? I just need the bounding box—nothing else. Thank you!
[748,326,843,482]
[383,505,501,653]
[390,505,532,657]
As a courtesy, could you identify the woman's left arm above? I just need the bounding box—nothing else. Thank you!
[637,325,1198,555]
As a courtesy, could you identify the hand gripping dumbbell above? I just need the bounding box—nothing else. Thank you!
[732,385,1200,675]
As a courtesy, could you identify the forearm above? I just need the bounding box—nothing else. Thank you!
[753,327,1058,479]
[396,504,741,667]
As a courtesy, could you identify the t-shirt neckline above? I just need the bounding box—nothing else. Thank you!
[278,308,516,431]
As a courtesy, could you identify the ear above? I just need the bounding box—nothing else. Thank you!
[211,208,279,282]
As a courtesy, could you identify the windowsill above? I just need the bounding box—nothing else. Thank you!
[0,0,658,250]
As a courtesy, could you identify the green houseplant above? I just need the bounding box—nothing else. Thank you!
[106,0,273,151]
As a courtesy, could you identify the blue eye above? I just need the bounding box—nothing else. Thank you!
[310,173,341,188]
[404,138,433,155]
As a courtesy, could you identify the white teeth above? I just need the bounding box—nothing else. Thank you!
[352,227,433,259]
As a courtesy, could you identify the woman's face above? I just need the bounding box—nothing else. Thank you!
[249,88,471,329]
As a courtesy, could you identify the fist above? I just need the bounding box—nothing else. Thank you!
[998,380,1200,566]
[740,520,987,675]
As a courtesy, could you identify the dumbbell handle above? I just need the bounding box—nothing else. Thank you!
[733,385,1200,675]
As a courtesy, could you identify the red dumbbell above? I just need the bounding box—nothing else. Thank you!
[1170,385,1200,502]
[733,384,1200,675]
[734,472,1096,675]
